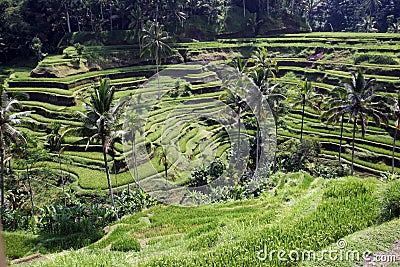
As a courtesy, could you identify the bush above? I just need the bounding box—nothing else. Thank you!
[37,204,115,235]
[354,53,398,65]
[277,139,320,172]
[1,208,34,231]
[114,189,146,217]
[186,159,225,187]
[311,159,350,179]
[379,180,400,222]
[111,235,141,252]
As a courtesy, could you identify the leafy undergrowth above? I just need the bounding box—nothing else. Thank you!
[12,172,399,267]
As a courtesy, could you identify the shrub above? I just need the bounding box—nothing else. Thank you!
[186,159,226,187]
[380,171,400,182]
[379,180,400,222]
[1,208,34,231]
[114,189,146,217]
[37,204,115,235]
[111,235,141,252]
[311,159,350,179]
[277,139,320,172]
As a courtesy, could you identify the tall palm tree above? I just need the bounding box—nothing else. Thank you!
[321,86,349,163]
[220,87,248,167]
[79,78,128,220]
[129,5,145,52]
[248,67,285,170]
[343,69,388,175]
[292,79,320,142]
[46,122,70,206]
[248,49,279,169]
[125,111,145,190]
[0,85,31,207]
[248,47,278,90]
[388,91,400,175]
[140,21,172,100]
[364,0,381,17]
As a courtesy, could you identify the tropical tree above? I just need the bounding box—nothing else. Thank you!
[248,67,285,170]
[16,135,48,215]
[0,85,31,207]
[364,0,381,17]
[140,21,173,100]
[248,47,278,91]
[125,111,145,191]
[79,78,128,220]
[321,86,349,163]
[388,91,400,174]
[129,4,145,51]
[220,86,248,167]
[343,69,388,175]
[45,122,72,206]
[292,79,320,142]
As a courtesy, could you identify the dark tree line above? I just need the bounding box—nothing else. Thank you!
[0,0,400,63]
[309,0,400,32]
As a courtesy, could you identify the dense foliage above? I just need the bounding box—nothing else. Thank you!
[1,0,400,63]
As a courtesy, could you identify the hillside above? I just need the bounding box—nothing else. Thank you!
[2,32,400,265]
[5,172,400,266]
[4,33,400,205]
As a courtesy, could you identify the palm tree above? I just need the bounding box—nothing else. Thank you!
[248,47,278,90]
[321,86,349,163]
[0,85,31,207]
[388,91,400,175]
[140,21,172,100]
[129,5,145,52]
[248,67,285,170]
[220,87,248,167]
[80,78,128,220]
[343,69,388,175]
[46,122,70,206]
[125,111,145,190]
[364,0,381,17]
[292,79,320,142]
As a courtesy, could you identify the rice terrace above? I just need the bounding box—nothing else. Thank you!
[0,0,400,266]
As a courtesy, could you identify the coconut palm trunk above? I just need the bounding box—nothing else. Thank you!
[66,9,71,33]
[339,114,344,163]
[59,153,66,207]
[300,94,305,142]
[102,135,119,220]
[237,106,241,167]
[393,125,398,175]
[274,123,278,171]
[156,50,161,100]
[132,132,139,188]
[256,102,261,170]
[26,166,34,215]
[0,144,4,207]
[351,118,357,175]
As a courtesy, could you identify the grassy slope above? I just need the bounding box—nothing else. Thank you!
[13,173,399,267]
[3,32,400,204]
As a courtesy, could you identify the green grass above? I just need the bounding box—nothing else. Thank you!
[5,32,400,202]
[301,218,400,267]
[22,174,391,267]
[3,231,38,260]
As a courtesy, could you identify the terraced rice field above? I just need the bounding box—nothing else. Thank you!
[6,33,400,197]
